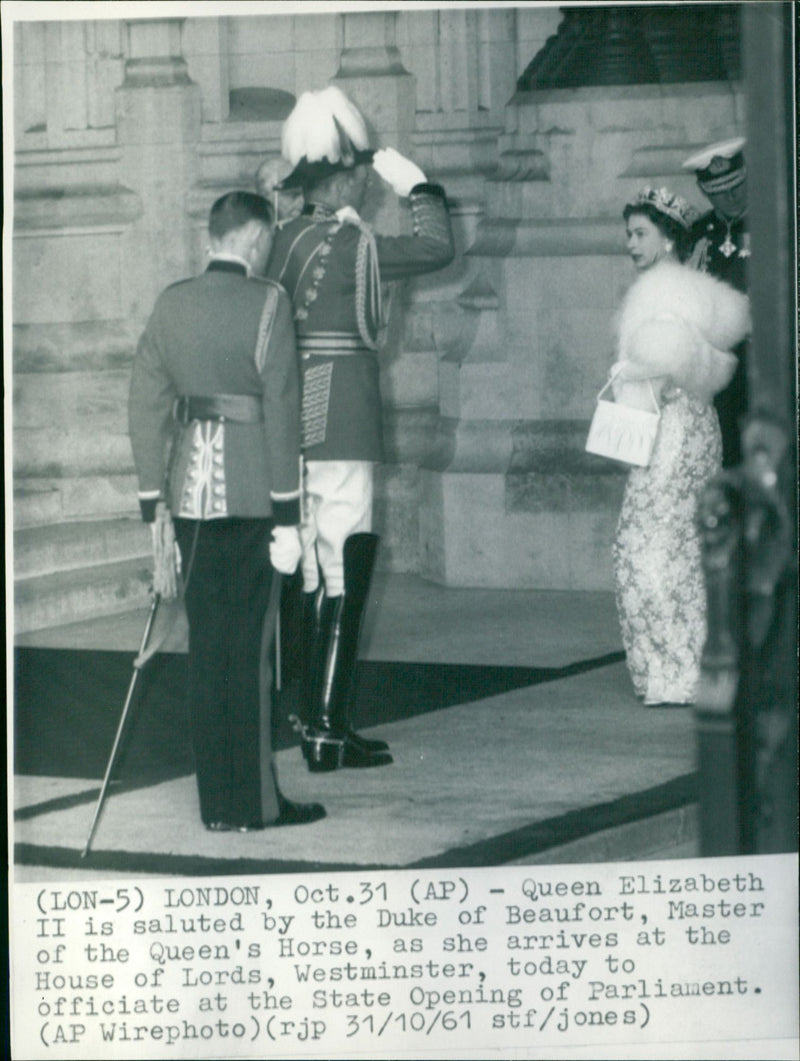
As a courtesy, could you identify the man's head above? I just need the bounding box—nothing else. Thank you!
[208,191,274,273]
[278,86,373,206]
[254,158,303,222]
[682,137,748,222]
[302,163,372,212]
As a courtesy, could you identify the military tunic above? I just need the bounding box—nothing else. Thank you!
[265,183,454,462]
[264,182,454,595]
[689,211,750,467]
[129,259,301,523]
[128,259,302,828]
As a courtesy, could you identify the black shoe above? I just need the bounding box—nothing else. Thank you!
[205,819,265,833]
[274,795,327,826]
[302,728,393,772]
[343,732,393,768]
[346,729,390,753]
[301,729,346,772]
[205,799,326,831]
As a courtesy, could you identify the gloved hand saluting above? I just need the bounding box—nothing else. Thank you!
[372,147,427,198]
[269,526,302,575]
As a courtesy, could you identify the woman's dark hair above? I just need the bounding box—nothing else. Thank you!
[623,202,692,262]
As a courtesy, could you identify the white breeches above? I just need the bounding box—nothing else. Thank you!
[300,460,374,596]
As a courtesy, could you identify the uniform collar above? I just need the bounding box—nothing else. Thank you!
[207,255,250,276]
[302,202,363,227]
[302,202,337,221]
[712,210,747,227]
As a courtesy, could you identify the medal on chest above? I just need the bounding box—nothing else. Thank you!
[719,225,737,258]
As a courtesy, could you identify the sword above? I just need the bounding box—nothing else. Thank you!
[82,558,287,856]
[80,592,162,858]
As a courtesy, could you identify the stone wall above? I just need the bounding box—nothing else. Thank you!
[11,7,743,630]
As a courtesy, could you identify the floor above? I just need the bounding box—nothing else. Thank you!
[12,573,699,881]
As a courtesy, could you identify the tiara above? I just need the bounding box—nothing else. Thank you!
[628,186,700,230]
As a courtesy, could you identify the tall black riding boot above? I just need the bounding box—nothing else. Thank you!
[299,586,326,716]
[335,533,390,754]
[301,534,392,771]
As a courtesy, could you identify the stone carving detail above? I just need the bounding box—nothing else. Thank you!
[517,4,739,90]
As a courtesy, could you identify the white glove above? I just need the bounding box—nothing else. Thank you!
[372,147,427,198]
[335,205,362,226]
[269,526,302,575]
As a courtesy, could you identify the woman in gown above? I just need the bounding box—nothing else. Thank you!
[611,187,751,706]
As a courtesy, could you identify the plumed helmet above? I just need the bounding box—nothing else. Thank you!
[279,86,374,190]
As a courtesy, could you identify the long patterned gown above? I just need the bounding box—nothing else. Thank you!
[612,384,722,705]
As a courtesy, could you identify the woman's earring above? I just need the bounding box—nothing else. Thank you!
[664,240,674,254]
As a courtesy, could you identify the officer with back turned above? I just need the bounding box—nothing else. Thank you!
[129,191,325,832]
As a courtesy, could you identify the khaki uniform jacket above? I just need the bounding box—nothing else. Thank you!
[128,260,301,525]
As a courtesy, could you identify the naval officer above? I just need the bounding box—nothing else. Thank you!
[683,138,750,467]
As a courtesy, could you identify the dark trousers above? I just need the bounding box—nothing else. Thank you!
[174,517,280,827]
[714,339,748,469]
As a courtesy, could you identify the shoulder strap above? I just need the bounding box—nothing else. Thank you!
[254,282,280,374]
[276,219,336,292]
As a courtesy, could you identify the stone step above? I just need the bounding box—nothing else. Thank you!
[13,369,131,429]
[13,481,63,529]
[14,518,151,581]
[13,475,140,528]
[508,806,699,865]
[13,369,134,478]
[14,429,134,478]
[13,557,153,635]
[12,320,137,374]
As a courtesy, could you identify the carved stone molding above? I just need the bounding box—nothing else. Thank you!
[518,5,739,90]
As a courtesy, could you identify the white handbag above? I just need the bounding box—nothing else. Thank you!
[585,373,661,467]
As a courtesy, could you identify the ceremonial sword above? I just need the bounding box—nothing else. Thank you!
[80,563,286,858]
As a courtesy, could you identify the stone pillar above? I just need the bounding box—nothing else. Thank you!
[116,18,202,324]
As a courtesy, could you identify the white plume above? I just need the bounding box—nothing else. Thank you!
[317,86,370,152]
[282,86,369,167]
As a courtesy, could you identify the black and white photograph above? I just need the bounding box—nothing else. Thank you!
[6,2,798,1058]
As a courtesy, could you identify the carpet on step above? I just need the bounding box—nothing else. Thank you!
[14,645,623,787]
[14,773,697,875]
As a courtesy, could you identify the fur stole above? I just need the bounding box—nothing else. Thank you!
[612,261,751,407]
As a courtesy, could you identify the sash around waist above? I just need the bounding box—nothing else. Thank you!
[297,332,373,357]
[173,393,263,424]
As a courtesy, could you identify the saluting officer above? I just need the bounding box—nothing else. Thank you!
[129,191,325,831]
[683,138,750,467]
[266,87,455,773]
